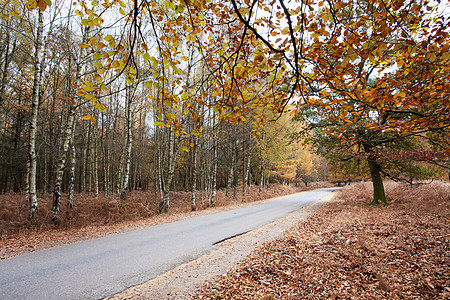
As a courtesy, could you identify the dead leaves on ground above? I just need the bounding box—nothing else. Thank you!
[194,181,449,299]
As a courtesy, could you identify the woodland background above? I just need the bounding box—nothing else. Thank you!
[0,0,449,228]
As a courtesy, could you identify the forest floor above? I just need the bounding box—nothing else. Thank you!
[193,181,450,299]
[0,182,330,259]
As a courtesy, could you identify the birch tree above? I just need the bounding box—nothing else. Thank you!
[27,9,44,221]
[120,84,135,200]
[52,21,87,217]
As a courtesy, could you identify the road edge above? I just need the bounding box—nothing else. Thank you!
[105,191,336,300]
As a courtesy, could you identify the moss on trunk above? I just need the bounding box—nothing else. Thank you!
[367,158,387,206]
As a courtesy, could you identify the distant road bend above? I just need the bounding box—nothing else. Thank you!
[0,187,339,300]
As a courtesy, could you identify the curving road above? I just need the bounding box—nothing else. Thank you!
[0,188,338,300]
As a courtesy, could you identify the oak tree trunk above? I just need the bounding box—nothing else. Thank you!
[367,158,387,206]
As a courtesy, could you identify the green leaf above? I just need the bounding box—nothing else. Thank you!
[93,53,102,60]
[181,92,190,100]
[143,52,150,61]
[125,76,134,84]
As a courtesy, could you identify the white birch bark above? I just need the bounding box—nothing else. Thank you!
[243,152,251,198]
[159,127,177,213]
[226,139,236,198]
[28,10,44,221]
[52,101,76,217]
[191,134,198,210]
[67,118,76,210]
[120,85,133,200]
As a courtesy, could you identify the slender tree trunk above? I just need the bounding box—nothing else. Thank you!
[259,158,265,194]
[226,140,235,198]
[0,33,15,110]
[367,158,387,205]
[52,103,76,218]
[243,152,251,198]
[92,112,99,198]
[121,85,133,200]
[116,112,126,196]
[159,128,177,213]
[28,10,44,222]
[259,132,265,195]
[85,122,91,194]
[67,119,76,210]
[210,112,218,207]
[102,111,110,196]
[191,135,198,211]
[80,123,88,193]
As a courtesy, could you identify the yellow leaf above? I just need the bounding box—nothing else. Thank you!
[83,114,92,120]
[181,56,189,61]
[79,42,90,49]
[89,36,97,46]
[96,42,106,49]
[27,0,37,10]
[428,53,436,62]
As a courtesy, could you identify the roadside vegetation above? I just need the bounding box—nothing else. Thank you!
[194,181,450,299]
[0,182,331,259]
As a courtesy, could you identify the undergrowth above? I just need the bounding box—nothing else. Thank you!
[0,182,331,238]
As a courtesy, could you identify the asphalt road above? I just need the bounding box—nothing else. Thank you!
[0,188,338,299]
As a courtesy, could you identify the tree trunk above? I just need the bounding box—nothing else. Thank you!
[259,158,265,195]
[52,103,76,218]
[28,10,44,222]
[120,85,133,200]
[159,127,177,213]
[67,119,76,210]
[209,111,218,207]
[191,135,198,211]
[367,158,387,206]
[92,111,99,198]
[243,152,251,198]
[226,140,235,198]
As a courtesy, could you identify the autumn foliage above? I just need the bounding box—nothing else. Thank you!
[2,0,448,216]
